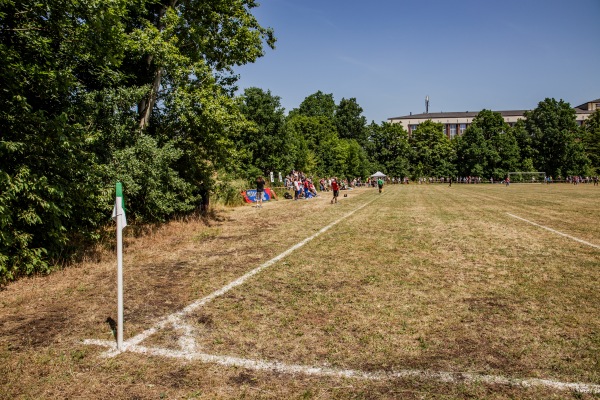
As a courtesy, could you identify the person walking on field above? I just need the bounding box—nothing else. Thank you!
[255,175,265,208]
[330,178,339,204]
[377,177,384,193]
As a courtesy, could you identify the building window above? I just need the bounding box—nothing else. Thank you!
[459,123,466,135]
[410,124,419,133]
[450,124,457,139]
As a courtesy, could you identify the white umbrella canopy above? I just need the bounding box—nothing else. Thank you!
[370,171,386,178]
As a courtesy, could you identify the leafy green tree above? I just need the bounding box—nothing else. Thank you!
[335,97,367,145]
[491,130,521,178]
[0,0,276,283]
[120,0,277,209]
[153,71,252,211]
[510,119,536,172]
[238,87,291,176]
[324,138,370,179]
[470,110,505,140]
[464,109,520,178]
[111,135,196,222]
[282,118,317,174]
[525,98,589,177]
[455,126,489,177]
[127,0,276,130]
[292,91,336,119]
[366,122,410,178]
[582,109,600,174]
[283,114,338,176]
[0,0,131,282]
[409,120,455,178]
[341,139,371,179]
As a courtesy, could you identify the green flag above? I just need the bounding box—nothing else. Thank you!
[111,182,127,228]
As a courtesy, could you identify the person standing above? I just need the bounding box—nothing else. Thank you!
[293,178,300,200]
[377,177,384,193]
[255,175,265,208]
[303,178,310,199]
[330,178,339,204]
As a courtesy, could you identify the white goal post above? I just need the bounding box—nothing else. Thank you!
[507,171,546,183]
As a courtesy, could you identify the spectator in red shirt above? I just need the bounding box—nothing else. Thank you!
[330,178,339,204]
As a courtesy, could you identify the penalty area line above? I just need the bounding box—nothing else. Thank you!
[507,213,600,250]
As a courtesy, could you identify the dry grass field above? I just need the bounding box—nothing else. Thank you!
[1,183,599,399]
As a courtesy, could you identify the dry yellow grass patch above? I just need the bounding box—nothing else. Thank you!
[1,183,599,399]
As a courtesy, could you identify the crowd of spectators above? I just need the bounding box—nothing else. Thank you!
[565,176,599,185]
[283,171,368,200]
[273,171,599,202]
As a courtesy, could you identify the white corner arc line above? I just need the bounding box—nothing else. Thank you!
[507,213,600,249]
[88,195,379,357]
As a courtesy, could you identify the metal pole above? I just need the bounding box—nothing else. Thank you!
[116,206,124,350]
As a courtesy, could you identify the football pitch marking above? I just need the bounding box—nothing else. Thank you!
[85,195,379,357]
[83,194,600,394]
[82,341,600,394]
[507,213,600,249]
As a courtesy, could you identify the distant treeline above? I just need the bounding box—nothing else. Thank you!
[1,1,599,283]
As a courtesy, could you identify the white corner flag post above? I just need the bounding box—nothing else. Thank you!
[111,182,127,350]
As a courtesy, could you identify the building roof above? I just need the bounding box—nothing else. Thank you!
[575,99,600,110]
[388,110,529,121]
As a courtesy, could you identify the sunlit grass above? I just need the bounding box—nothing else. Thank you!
[1,183,599,399]
[196,184,600,384]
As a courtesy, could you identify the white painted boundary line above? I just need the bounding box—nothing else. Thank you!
[507,213,600,250]
[85,196,379,357]
[82,196,600,394]
[81,340,600,394]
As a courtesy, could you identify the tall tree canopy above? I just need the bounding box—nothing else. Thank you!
[127,0,275,129]
[510,119,536,172]
[409,120,455,178]
[455,125,489,177]
[335,97,368,145]
[292,91,336,119]
[0,0,132,281]
[0,0,275,283]
[366,122,410,178]
[582,109,600,174]
[238,87,291,176]
[525,98,589,177]
[283,114,338,176]
[456,110,519,178]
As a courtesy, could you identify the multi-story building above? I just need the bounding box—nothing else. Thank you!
[387,99,599,139]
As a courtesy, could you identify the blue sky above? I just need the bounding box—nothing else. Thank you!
[235,0,600,123]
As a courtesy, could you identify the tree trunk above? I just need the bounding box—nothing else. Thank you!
[199,186,210,214]
[138,1,177,130]
[138,67,162,130]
